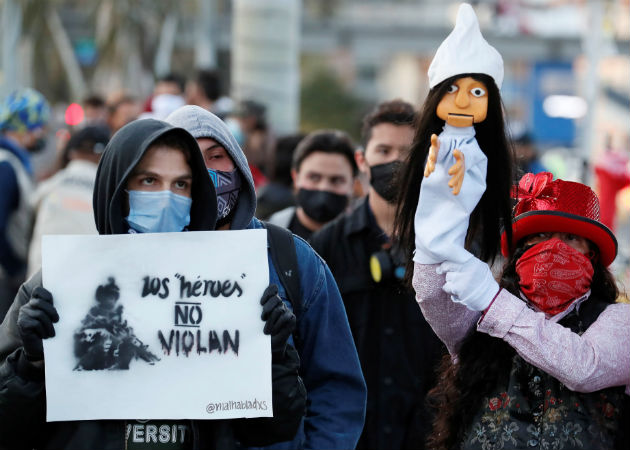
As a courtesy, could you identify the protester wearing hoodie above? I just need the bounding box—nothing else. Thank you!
[0,119,305,450]
[166,105,367,450]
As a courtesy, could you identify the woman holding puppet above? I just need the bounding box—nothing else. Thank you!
[395,4,630,449]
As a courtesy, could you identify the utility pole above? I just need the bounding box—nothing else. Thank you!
[1,0,22,97]
[579,0,603,184]
[154,11,178,77]
[232,0,301,134]
[194,0,217,69]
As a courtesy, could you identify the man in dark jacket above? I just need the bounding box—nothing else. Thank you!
[310,100,445,450]
[267,130,358,241]
[0,119,305,450]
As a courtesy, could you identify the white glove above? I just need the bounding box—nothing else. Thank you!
[437,257,500,311]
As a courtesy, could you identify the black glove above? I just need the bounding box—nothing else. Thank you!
[16,287,59,361]
[260,284,296,360]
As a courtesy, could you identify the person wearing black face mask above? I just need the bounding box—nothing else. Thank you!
[0,88,51,318]
[268,130,357,240]
[310,100,446,450]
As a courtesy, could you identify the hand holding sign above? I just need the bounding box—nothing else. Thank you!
[17,287,59,362]
[260,285,296,360]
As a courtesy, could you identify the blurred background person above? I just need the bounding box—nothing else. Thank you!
[0,88,50,318]
[268,129,358,240]
[594,135,630,232]
[311,99,445,450]
[185,69,227,115]
[83,94,108,126]
[26,125,110,278]
[153,73,185,97]
[106,95,140,135]
[256,133,305,220]
[513,131,547,176]
[144,94,186,121]
[226,99,271,187]
[140,73,186,120]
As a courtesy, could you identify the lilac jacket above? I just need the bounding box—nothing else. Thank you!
[413,263,630,395]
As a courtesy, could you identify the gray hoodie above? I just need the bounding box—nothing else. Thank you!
[166,105,256,230]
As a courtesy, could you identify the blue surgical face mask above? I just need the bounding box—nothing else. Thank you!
[125,190,192,233]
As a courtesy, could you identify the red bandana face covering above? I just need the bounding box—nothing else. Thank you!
[515,238,594,316]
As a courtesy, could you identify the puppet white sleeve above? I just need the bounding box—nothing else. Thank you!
[413,125,487,264]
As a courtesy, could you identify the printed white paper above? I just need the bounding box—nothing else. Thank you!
[42,230,271,421]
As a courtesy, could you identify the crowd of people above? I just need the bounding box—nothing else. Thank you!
[1,4,629,450]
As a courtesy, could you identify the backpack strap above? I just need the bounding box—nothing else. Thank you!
[263,222,302,319]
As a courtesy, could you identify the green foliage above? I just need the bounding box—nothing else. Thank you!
[300,69,367,140]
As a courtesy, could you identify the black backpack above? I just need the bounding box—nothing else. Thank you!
[262,222,302,346]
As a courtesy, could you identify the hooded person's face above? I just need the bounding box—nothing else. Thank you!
[123,144,194,234]
[196,137,242,224]
[197,138,235,172]
[125,145,193,197]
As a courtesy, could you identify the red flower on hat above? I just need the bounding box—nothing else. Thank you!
[512,172,559,216]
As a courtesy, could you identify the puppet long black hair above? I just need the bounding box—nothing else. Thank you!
[394,73,515,283]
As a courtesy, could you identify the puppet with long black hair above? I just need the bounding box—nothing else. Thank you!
[395,4,629,449]
[394,3,514,276]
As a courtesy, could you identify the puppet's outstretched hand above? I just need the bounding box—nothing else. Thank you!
[424,134,440,178]
[447,149,465,195]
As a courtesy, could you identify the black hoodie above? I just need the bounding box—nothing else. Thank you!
[93,119,217,234]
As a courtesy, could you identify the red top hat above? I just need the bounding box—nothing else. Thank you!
[501,172,617,266]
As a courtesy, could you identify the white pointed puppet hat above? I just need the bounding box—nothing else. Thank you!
[428,3,504,89]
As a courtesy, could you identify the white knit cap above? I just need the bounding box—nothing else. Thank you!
[428,3,504,89]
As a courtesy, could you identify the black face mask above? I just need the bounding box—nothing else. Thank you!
[297,188,349,223]
[369,161,402,203]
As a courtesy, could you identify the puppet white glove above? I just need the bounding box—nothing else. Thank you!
[437,257,499,311]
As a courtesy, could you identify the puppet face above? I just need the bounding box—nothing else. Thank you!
[436,77,488,127]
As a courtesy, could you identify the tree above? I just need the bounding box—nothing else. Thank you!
[300,68,367,140]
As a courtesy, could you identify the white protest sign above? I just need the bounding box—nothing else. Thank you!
[42,230,271,421]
